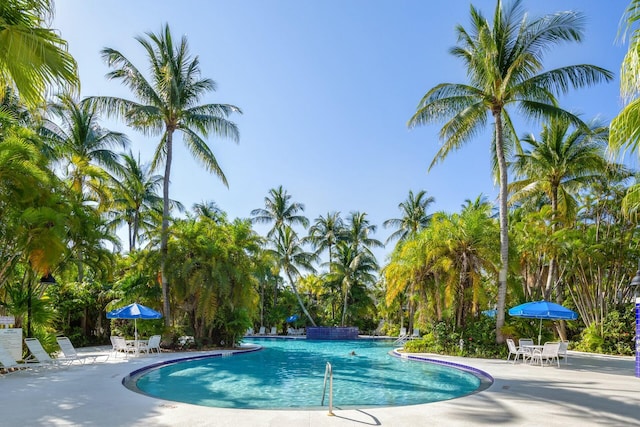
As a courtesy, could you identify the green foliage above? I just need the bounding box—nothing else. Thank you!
[574,307,634,355]
[403,317,505,358]
[167,215,259,346]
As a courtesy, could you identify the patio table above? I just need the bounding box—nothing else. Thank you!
[522,345,543,363]
[126,339,148,355]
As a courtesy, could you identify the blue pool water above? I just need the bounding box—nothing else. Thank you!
[131,339,487,409]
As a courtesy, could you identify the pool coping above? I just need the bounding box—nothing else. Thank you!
[122,341,493,410]
[390,348,494,395]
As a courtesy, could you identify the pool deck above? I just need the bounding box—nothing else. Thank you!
[0,344,638,426]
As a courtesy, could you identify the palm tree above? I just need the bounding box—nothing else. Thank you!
[339,212,382,326]
[0,0,78,106]
[345,211,383,256]
[192,201,225,222]
[251,186,309,238]
[409,201,498,328]
[611,1,640,216]
[107,151,164,252]
[266,226,318,326]
[610,0,640,155]
[44,93,129,206]
[407,0,612,342]
[328,241,378,326]
[510,118,611,301]
[383,190,434,245]
[89,24,242,326]
[383,190,434,332]
[307,211,344,265]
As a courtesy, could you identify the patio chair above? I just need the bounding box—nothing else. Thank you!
[140,335,161,355]
[24,338,59,366]
[270,326,277,335]
[506,338,530,363]
[558,341,569,364]
[519,338,534,347]
[410,328,421,340]
[530,341,561,367]
[245,327,254,336]
[258,326,266,335]
[56,336,101,365]
[0,342,24,373]
[111,336,135,358]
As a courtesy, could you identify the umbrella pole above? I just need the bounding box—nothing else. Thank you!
[538,319,542,345]
[135,318,138,341]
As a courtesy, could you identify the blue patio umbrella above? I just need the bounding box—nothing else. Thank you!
[107,303,162,340]
[286,314,299,323]
[482,309,497,318]
[508,300,578,344]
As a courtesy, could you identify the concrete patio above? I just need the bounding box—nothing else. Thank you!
[0,346,638,426]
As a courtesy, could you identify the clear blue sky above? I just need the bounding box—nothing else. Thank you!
[52,1,630,261]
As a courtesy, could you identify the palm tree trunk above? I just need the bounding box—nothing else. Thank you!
[341,280,350,326]
[544,185,559,301]
[161,130,173,327]
[494,110,509,344]
[287,271,317,326]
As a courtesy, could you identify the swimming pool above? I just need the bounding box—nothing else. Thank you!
[128,339,491,409]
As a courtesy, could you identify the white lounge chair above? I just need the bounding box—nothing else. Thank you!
[245,327,254,336]
[410,328,420,339]
[506,338,530,363]
[258,326,266,335]
[270,326,277,335]
[0,342,23,373]
[530,341,561,367]
[24,338,59,366]
[56,337,101,365]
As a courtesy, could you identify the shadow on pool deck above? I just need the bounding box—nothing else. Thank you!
[0,347,638,426]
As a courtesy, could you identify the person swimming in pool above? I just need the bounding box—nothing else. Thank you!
[349,351,356,356]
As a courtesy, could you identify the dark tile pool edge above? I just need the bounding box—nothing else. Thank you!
[390,349,494,394]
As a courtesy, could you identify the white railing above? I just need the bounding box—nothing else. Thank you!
[321,361,335,416]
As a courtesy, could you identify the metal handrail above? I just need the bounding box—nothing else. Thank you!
[321,361,335,416]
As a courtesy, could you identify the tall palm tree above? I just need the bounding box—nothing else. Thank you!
[339,212,382,326]
[383,190,434,332]
[407,0,612,342]
[0,0,78,106]
[510,118,611,302]
[251,186,309,238]
[328,241,378,326]
[266,226,318,326]
[383,190,434,245]
[89,24,241,326]
[307,211,344,265]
